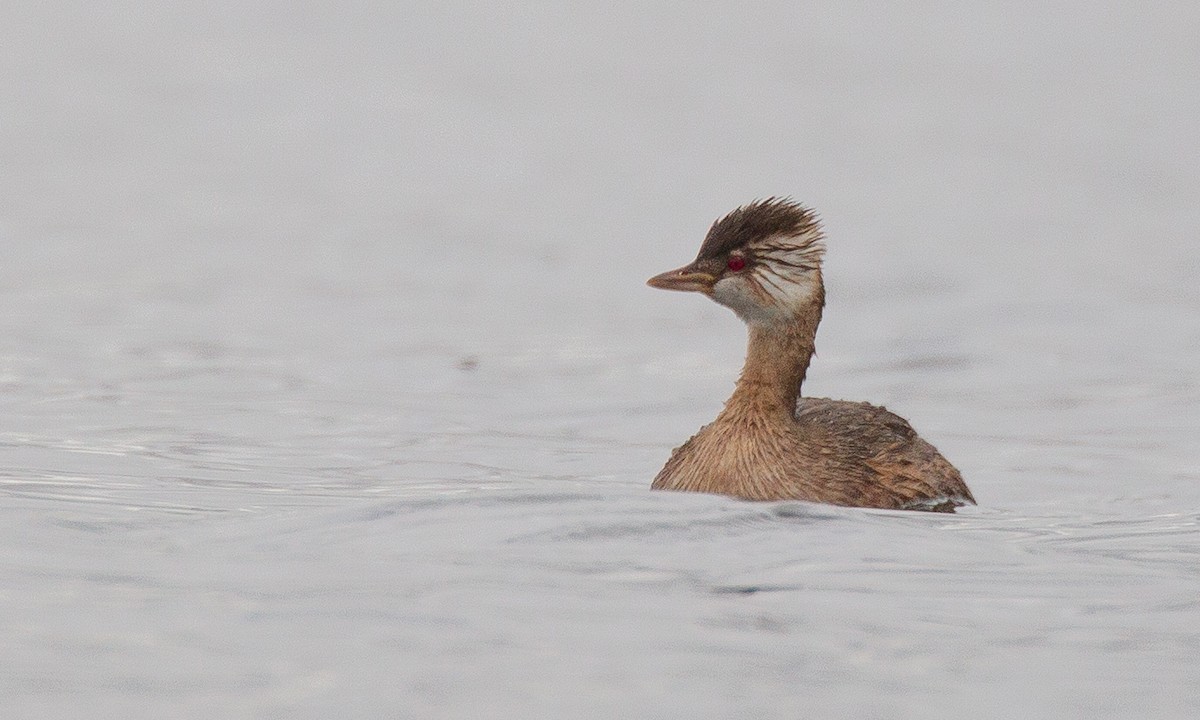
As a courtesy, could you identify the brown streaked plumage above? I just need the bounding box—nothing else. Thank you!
[647,198,974,512]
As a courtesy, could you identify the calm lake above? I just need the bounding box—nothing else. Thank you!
[2,2,1198,718]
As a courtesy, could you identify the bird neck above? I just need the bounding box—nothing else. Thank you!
[722,302,822,421]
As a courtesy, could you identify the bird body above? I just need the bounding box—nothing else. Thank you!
[648,199,974,512]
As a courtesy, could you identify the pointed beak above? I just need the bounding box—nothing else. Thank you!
[646,263,717,294]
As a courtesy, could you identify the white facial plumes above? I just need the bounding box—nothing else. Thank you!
[712,227,825,325]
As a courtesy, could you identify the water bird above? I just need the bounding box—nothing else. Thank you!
[647,198,974,512]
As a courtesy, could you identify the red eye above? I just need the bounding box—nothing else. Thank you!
[726,255,746,272]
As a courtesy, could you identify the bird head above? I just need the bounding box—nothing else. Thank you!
[647,198,826,325]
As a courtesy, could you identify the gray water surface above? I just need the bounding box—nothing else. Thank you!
[3,3,1199,718]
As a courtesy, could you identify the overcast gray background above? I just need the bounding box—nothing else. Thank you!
[2,2,1198,718]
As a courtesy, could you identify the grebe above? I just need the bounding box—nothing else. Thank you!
[647,198,974,512]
